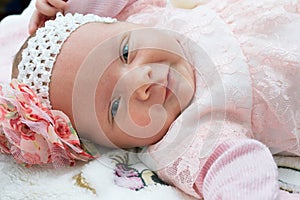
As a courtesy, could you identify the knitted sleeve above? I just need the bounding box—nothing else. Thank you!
[195,139,279,199]
[66,0,136,17]
[143,120,280,199]
[66,0,167,20]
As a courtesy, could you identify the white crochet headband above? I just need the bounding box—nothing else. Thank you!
[17,13,117,108]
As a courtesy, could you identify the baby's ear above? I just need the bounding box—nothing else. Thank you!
[170,0,207,9]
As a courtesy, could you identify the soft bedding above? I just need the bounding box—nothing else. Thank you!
[1,1,300,199]
[0,147,195,200]
[0,148,300,200]
[275,155,300,194]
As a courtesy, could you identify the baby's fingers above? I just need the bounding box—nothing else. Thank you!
[48,0,68,11]
[28,10,48,34]
[35,0,63,17]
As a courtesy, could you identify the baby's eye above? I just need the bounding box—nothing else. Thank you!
[111,98,120,119]
[121,43,129,63]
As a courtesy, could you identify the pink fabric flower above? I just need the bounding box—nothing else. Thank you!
[0,79,96,167]
[8,117,35,141]
[0,128,10,154]
[0,105,6,121]
[22,152,42,164]
[53,115,72,139]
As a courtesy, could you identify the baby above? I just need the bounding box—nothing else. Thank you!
[2,0,300,199]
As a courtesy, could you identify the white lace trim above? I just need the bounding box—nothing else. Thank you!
[17,13,117,108]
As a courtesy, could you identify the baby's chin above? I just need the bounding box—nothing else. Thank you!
[122,123,175,148]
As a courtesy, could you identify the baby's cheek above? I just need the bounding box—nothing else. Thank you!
[126,102,168,136]
[128,102,151,127]
[128,89,165,126]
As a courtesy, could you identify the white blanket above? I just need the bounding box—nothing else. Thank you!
[1,148,300,200]
[0,147,195,200]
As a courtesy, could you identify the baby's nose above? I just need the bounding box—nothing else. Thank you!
[140,65,152,80]
[132,63,169,101]
[134,83,152,101]
[149,63,169,86]
[131,65,152,101]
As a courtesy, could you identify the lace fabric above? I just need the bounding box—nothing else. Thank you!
[209,0,300,154]
[133,0,300,198]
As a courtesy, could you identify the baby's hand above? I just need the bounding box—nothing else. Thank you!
[29,0,68,35]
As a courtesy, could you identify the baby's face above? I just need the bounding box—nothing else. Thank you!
[51,21,195,148]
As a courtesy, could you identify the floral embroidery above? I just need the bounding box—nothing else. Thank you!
[114,163,167,190]
[112,152,167,190]
[0,79,95,167]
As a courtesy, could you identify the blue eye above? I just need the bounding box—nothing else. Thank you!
[111,98,120,118]
[121,43,129,63]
